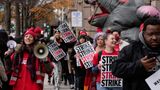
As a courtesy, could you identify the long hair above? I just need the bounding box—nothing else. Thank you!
[76,35,87,45]
[0,30,8,60]
[13,34,37,81]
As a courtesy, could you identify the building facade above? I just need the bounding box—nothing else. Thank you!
[68,0,160,37]
[68,0,96,37]
[151,0,160,9]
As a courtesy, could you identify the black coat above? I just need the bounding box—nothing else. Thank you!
[112,40,155,90]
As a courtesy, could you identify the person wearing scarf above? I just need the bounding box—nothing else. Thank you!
[112,17,160,90]
[9,28,53,90]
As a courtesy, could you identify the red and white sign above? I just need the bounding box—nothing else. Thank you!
[74,41,95,69]
[57,22,77,43]
[101,55,123,87]
[48,41,66,61]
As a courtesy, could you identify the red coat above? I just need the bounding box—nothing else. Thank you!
[12,60,43,90]
[10,52,46,90]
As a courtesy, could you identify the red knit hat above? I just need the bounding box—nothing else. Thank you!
[34,26,42,35]
[106,29,111,34]
[24,27,36,38]
[79,30,87,35]
[96,27,103,32]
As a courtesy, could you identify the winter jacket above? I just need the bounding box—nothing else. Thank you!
[111,40,158,90]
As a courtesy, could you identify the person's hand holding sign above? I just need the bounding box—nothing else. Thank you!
[98,61,102,70]
[75,53,80,59]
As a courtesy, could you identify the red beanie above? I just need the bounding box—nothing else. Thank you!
[96,27,103,32]
[24,27,36,38]
[79,30,87,35]
[106,29,111,34]
[34,26,42,35]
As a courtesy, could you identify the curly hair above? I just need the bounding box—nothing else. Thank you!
[143,17,160,32]
[93,32,106,48]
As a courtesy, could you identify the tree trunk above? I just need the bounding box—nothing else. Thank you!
[27,0,35,27]
[22,3,27,32]
[4,0,11,34]
[15,2,21,38]
[21,3,24,33]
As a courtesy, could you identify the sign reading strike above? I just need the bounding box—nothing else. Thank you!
[57,22,77,43]
[101,55,123,87]
[74,41,95,69]
[48,41,66,61]
[146,69,160,90]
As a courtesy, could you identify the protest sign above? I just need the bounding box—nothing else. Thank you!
[57,22,77,43]
[48,41,66,61]
[74,41,95,69]
[146,69,160,90]
[101,55,123,87]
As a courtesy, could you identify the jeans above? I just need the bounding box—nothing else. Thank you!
[52,62,62,90]
[75,75,85,90]
[96,83,122,90]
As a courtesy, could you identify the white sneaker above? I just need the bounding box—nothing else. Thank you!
[70,84,74,89]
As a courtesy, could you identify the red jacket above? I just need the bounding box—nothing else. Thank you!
[10,51,53,90]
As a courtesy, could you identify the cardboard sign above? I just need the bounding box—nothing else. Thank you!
[101,55,123,87]
[74,41,95,69]
[57,22,77,43]
[146,69,160,90]
[48,41,66,61]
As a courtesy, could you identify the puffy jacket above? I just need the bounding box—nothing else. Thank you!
[112,40,156,90]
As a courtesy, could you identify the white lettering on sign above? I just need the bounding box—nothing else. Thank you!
[74,41,95,69]
[101,55,123,87]
[57,22,77,43]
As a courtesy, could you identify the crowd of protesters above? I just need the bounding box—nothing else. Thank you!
[0,17,160,90]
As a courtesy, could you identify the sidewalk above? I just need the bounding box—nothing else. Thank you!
[43,74,72,90]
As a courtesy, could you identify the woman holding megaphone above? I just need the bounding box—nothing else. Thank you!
[9,28,53,90]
